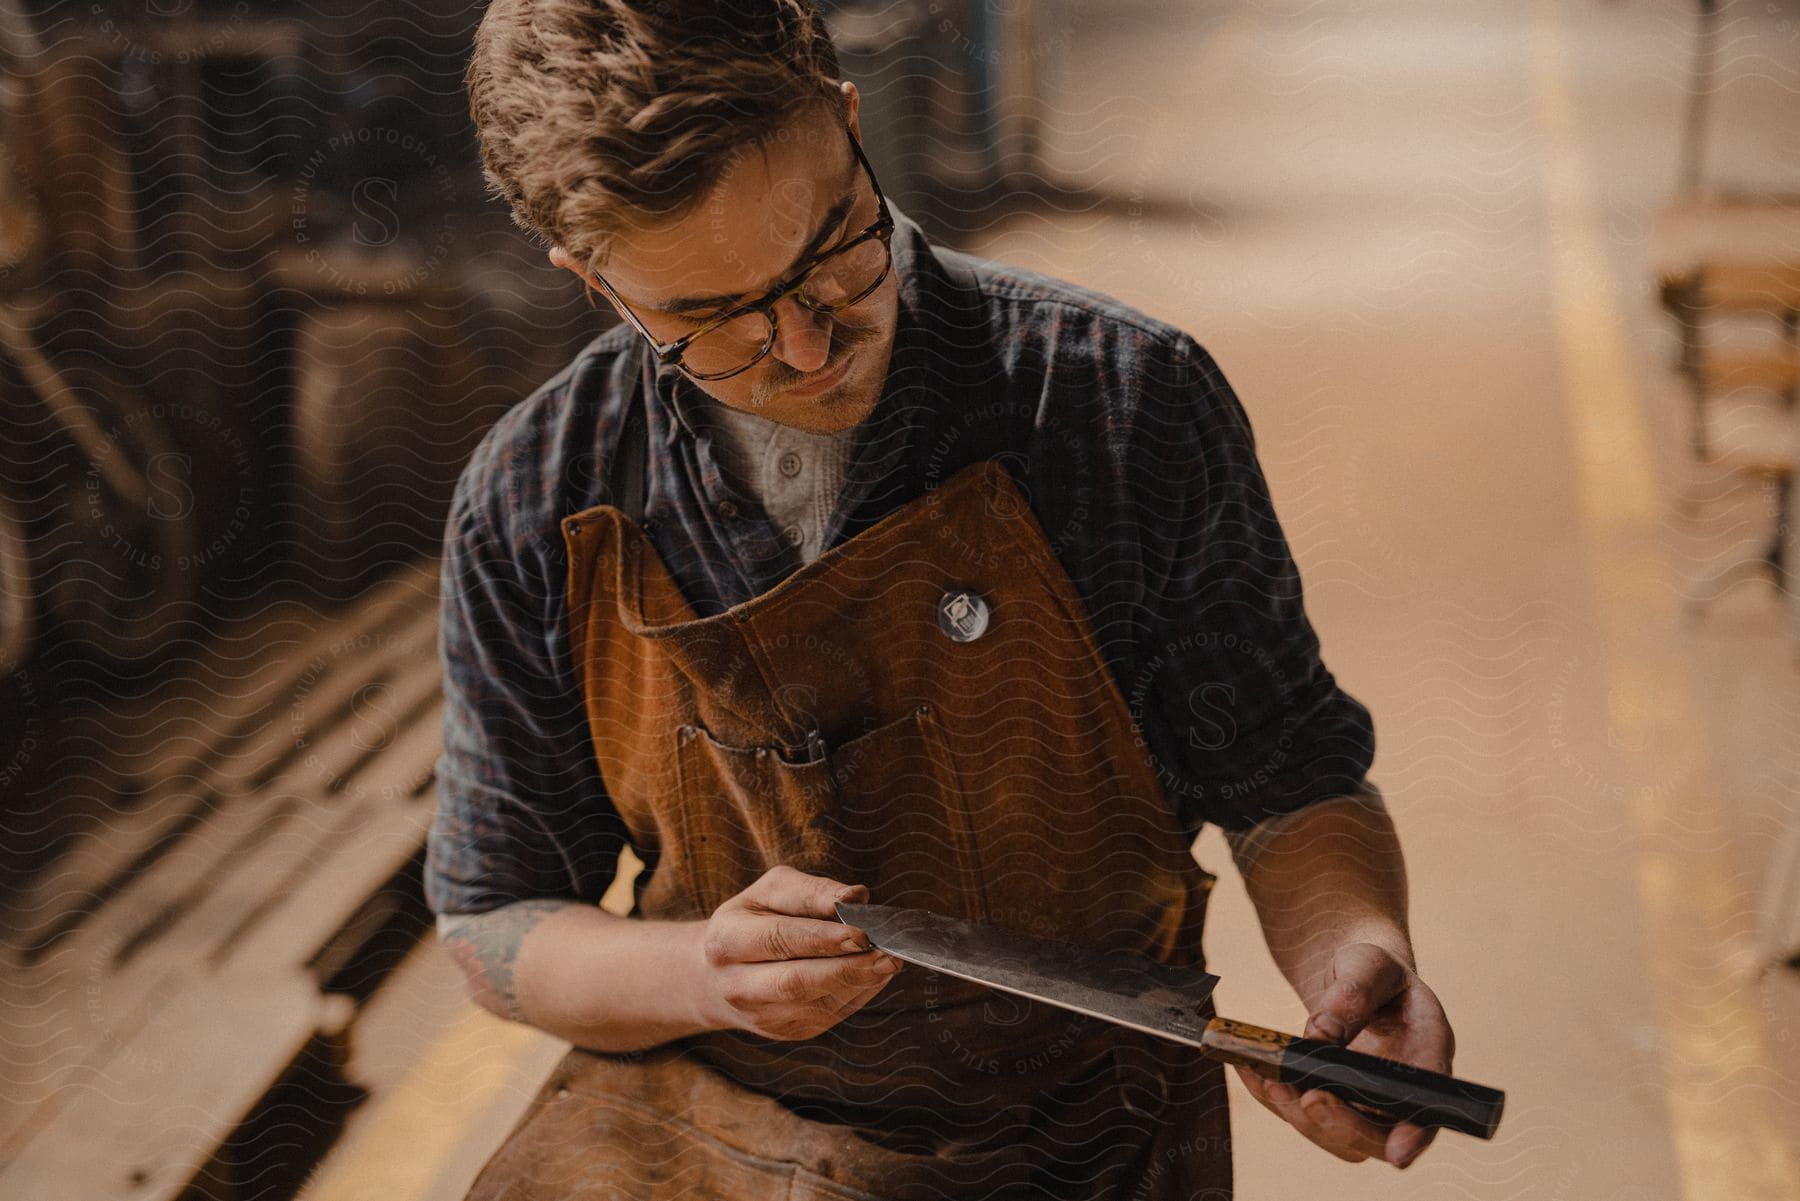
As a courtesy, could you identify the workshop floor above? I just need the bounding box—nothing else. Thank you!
[957,0,1800,1196]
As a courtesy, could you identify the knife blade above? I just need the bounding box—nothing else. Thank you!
[835,901,1220,1043]
[836,902,1505,1140]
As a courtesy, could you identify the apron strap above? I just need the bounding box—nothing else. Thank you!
[606,349,651,523]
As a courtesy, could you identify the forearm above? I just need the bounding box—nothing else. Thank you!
[1230,789,1414,1010]
[438,900,724,1053]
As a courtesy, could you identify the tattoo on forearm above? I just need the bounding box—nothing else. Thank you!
[440,899,576,1022]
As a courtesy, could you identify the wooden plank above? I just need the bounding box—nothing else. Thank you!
[0,976,339,1201]
[0,788,323,1152]
[2,786,222,965]
[2,563,437,962]
[1,802,439,1166]
[286,660,444,801]
[0,964,181,1164]
[216,600,438,798]
[333,696,448,810]
[1699,262,1800,316]
[1,581,436,961]
[1652,200,1800,276]
[108,575,432,793]
[0,689,443,1150]
[0,563,441,1153]
[298,853,642,1201]
[298,1008,565,1201]
[1702,351,1797,397]
[226,738,443,976]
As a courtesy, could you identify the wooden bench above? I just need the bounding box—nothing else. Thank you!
[0,558,446,1201]
[1654,200,1800,462]
[1653,201,1800,624]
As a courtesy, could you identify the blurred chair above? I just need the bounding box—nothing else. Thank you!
[1656,201,1800,620]
[1654,0,1800,630]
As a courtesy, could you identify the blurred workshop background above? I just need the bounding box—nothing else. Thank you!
[1,0,1797,1198]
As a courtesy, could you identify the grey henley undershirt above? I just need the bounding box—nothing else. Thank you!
[705,400,859,566]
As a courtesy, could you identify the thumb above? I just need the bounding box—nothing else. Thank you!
[1305,943,1406,1045]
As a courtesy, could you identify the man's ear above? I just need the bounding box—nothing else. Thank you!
[840,79,862,142]
[548,245,609,299]
[548,245,613,311]
[548,245,590,284]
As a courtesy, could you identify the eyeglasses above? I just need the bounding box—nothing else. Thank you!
[588,126,895,382]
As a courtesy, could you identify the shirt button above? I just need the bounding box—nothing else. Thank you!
[778,451,803,478]
[783,525,805,546]
[718,500,739,520]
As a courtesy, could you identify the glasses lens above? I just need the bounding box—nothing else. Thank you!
[800,234,890,310]
[676,230,890,380]
[679,309,775,379]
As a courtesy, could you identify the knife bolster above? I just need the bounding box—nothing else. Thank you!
[1199,1017,1293,1079]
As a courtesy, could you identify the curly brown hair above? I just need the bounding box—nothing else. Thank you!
[467,0,847,268]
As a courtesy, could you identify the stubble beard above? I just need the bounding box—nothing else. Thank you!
[747,316,889,433]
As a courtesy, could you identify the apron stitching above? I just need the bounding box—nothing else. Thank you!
[603,463,1006,640]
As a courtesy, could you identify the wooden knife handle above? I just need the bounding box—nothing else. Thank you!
[1201,1017,1505,1140]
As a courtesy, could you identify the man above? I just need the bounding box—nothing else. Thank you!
[426,1,1456,1196]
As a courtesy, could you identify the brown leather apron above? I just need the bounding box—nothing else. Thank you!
[465,459,1233,1200]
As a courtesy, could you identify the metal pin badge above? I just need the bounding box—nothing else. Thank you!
[936,589,991,643]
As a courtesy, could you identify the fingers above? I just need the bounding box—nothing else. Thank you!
[711,868,874,964]
[1294,1089,1398,1163]
[1232,1066,1389,1164]
[755,947,901,1003]
[1384,1120,1438,1170]
[740,864,868,921]
[699,868,899,1041]
[705,910,872,965]
[1395,976,1457,1071]
[1305,942,1408,1045]
[717,948,903,1040]
[1240,953,1461,1170]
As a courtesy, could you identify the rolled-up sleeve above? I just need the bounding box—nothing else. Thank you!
[424,455,629,917]
[1133,335,1376,834]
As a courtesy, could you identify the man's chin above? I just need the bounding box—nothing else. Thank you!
[775,388,878,435]
[770,352,884,433]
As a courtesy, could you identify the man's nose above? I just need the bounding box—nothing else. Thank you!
[768,294,832,373]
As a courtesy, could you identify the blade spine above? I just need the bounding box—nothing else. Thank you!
[843,902,1217,993]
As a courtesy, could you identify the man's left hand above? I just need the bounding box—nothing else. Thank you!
[1232,941,1455,1169]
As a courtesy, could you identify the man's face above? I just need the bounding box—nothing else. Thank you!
[556,90,899,435]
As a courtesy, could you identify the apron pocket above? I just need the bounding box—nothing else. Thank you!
[672,704,984,917]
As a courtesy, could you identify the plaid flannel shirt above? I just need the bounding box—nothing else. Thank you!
[425,212,1377,917]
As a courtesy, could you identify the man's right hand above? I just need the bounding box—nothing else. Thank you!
[690,866,903,1041]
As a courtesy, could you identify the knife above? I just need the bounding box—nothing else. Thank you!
[836,902,1505,1140]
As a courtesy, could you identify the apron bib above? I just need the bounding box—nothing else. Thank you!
[465,459,1233,1201]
